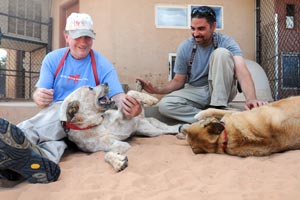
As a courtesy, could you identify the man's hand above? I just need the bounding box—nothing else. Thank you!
[33,88,54,108]
[121,95,142,119]
[244,99,268,110]
[135,78,158,94]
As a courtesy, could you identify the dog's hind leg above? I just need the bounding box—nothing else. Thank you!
[105,151,128,172]
[104,140,131,172]
[70,133,130,172]
[135,118,180,137]
[103,138,131,172]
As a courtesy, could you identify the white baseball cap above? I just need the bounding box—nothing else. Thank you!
[65,13,96,39]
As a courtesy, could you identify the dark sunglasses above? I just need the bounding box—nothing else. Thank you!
[191,6,216,21]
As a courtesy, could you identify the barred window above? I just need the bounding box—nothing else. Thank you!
[286,4,295,29]
[282,53,300,88]
[8,0,41,39]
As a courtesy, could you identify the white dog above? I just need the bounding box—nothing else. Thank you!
[59,83,179,171]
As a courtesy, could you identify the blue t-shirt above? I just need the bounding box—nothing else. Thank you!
[174,32,243,87]
[36,47,124,102]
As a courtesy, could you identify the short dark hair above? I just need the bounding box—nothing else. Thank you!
[191,6,216,24]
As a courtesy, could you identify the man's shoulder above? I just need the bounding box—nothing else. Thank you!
[215,32,235,42]
[91,50,112,67]
[215,32,242,55]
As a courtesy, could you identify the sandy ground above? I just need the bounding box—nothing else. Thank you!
[1,134,300,200]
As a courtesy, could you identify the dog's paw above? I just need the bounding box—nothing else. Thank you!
[67,100,80,122]
[127,90,158,106]
[194,111,205,120]
[194,109,213,120]
[142,96,158,106]
[176,124,189,140]
[176,132,186,140]
[104,152,128,172]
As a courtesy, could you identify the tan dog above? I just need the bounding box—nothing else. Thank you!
[179,96,300,156]
[60,83,179,171]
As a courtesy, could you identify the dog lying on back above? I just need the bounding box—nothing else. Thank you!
[60,83,179,171]
[179,96,300,156]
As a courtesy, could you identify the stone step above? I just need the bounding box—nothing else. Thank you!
[0,102,40,124]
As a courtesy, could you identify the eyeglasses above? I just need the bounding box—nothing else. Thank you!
[191,6,216,21]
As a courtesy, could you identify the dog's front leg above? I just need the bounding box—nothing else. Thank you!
[194,108,236,120]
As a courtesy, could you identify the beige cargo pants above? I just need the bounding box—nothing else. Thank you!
[158,48,238,123]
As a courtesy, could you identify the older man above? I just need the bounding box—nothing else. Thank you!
[0,13,141,184]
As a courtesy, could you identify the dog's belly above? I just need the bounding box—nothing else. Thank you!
[67,116,139,152]
[101,119,138,140]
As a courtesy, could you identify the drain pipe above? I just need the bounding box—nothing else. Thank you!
[255,0,261,64]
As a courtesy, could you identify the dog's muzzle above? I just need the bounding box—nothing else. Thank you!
[97,95,117,110]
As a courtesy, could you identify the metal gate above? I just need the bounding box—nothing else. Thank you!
[257,0,300,100]
[0,0,52,101]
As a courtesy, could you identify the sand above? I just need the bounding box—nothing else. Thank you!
[1,134,300,200]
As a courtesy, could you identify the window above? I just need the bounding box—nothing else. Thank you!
[282,53,300,88]
[8,0,42,39]
[155,4,223,30]
[155,5,188,28]
[168,53,176,80]
[286,4,295,29]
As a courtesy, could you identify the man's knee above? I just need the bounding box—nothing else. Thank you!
[210,48,234,72]
[212,48,232,59]
[157,97,171,116]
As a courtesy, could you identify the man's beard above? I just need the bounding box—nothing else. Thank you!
[193,35,213,46]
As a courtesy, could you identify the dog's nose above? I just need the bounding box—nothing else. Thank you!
[102,83,109,94]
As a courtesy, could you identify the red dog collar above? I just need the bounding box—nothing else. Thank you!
[65,123,96,131]
[61,121,96,133]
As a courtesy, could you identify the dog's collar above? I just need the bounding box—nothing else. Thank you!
[66,123,96,131]
[220,121,228,152]
[61,121,97,133]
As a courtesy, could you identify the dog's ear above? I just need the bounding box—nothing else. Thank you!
[66,100,80,122]
[206,122,224,135]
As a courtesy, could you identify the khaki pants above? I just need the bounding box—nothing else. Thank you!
[158,48,237,123]
[17,102,67,163]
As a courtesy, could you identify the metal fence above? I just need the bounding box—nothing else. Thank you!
[1,0,300,101]
[0,0,51,101]
[257,0,300,100]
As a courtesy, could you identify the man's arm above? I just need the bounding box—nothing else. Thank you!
[136,73,186,94]
[233,55,266,109]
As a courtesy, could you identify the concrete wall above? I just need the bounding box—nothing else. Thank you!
[51,0,256,89]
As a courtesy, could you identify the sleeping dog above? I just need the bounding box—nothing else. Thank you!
[60,83,179,171]
[179,96,300,156]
